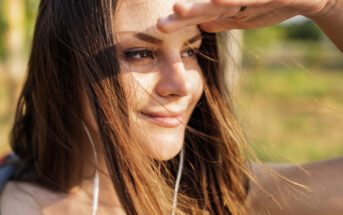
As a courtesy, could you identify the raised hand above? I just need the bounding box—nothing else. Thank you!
[157,0,332,33]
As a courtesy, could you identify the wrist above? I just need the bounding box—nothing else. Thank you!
[304,0,337,19]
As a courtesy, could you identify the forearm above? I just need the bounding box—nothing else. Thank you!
[307,0,343,53]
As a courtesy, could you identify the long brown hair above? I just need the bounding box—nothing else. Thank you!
[10,0,250,214]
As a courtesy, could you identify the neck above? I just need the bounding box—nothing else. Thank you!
[70,122,124,212]
[72,156,122,209]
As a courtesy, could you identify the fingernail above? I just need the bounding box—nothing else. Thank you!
[158,17,169,24]
[156,18,172,33]
[158,14,178,24]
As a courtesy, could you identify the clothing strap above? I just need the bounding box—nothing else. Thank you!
[0,154,19,193]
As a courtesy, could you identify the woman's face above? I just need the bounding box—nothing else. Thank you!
[114,0,204,160]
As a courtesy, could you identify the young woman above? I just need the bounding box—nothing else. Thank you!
[0,0,342,214]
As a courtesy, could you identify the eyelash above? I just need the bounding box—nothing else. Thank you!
[122,47,200,62]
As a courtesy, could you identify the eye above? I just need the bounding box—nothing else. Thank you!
[123,48,155,61]
[181,48,199,58]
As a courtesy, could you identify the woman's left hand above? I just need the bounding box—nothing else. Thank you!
[157,0,332,33]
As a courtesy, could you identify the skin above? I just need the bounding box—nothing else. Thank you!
[247,158,343,215]
[114,0,203,161]
[1,0,343,214]
[156,0,343,52]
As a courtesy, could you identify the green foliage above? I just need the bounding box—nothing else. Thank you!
[285,20,323,41]
[242,21,328,71]
[244,25,287,50]
[0,0,39,61]
[242,26,287,69]
[0,1,8,61]
[24,0,39,49]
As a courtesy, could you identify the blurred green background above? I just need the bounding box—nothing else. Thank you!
[0,1,342,163]
[237,19,343,163]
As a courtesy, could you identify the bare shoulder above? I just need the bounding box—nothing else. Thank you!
[246,157,343,215]
[0,181,43,215]
[0,181,67,215]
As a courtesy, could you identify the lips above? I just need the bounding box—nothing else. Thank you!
[140,110,185,128]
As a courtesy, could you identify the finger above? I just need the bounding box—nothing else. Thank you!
[157,13,217,33]
[157,2,240,33]
[173,1,228,18]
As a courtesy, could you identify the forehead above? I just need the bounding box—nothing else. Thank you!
[115,0,174,31]
[114,0,198,38]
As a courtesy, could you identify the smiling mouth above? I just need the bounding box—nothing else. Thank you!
[140,111,185,128]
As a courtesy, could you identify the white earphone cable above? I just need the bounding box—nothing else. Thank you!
[83,122,184,215]
[83,123,99,215]
[171,146,185,215]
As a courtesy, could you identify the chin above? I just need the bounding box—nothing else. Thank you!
[142,132,185,161]
[130,113,188,161]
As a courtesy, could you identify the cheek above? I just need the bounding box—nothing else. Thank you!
[120,66,203,160]
[120,71,156,107]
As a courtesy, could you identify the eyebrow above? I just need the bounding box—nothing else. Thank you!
[134,33,202,46]
[184,34,202,46]
[135,33,162,44]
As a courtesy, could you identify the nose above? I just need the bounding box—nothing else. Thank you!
[155,58,191,98]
